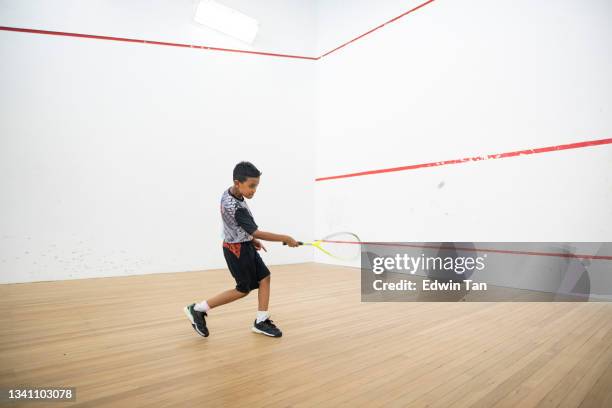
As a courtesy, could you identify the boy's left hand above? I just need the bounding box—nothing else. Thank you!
[253,239,267,252]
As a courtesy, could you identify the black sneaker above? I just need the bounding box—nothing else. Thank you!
[183,303,209,337]
[252,318,282,337]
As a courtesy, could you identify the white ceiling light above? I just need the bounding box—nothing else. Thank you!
[194,0,259,44]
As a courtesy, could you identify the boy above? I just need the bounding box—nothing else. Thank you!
[184,161,299,338]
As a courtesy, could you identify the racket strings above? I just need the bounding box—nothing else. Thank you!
[317,233,361,261]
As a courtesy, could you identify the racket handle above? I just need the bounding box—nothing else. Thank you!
[283,241,304,246]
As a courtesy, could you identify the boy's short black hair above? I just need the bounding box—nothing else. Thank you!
[233,161,262,182]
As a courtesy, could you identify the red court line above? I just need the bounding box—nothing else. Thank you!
[315,137,612,182]
[319,0,437,58]
[0,26,318,60]
[322,240,612,261]
[0,0,437,59]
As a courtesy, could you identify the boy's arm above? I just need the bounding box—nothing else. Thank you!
[233,208,299,247]
[252,230,299,247]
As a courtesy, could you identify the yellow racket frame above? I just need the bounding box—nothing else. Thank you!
[285,232,361,261]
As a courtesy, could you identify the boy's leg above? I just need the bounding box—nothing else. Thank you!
[257,275,270,311]
[207,288,248,308]
[251,265,281,337]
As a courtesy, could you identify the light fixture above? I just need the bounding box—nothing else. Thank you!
[194,0,259,44]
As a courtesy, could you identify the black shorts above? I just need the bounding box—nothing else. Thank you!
[223,241,270,293]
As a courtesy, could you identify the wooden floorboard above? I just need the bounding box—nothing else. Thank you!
[1,263,611,407]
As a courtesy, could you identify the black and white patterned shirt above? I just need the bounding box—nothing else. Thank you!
[220,188,258,243]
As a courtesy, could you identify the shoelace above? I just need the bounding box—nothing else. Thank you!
[263,318,277,328]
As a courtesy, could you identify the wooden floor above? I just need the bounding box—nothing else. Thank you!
[1,263,612,407]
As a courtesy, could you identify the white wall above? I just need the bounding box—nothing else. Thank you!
[314,0,612,265]
[0,1,315,283]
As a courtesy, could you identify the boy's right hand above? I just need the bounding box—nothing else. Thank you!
[283,236,300,247]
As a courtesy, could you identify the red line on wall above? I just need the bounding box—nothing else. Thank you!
[323,240,612,261]
[0,26,318,60]
[0,0,437,59]
[315,137,612,182]
[319,0,437,58]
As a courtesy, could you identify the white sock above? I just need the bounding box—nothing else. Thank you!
[256,311,270,323]
[194,300,210,313]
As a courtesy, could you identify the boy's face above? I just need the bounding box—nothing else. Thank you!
[234,177,259,199]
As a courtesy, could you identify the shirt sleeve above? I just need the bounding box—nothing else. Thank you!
[234,207,258,235]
